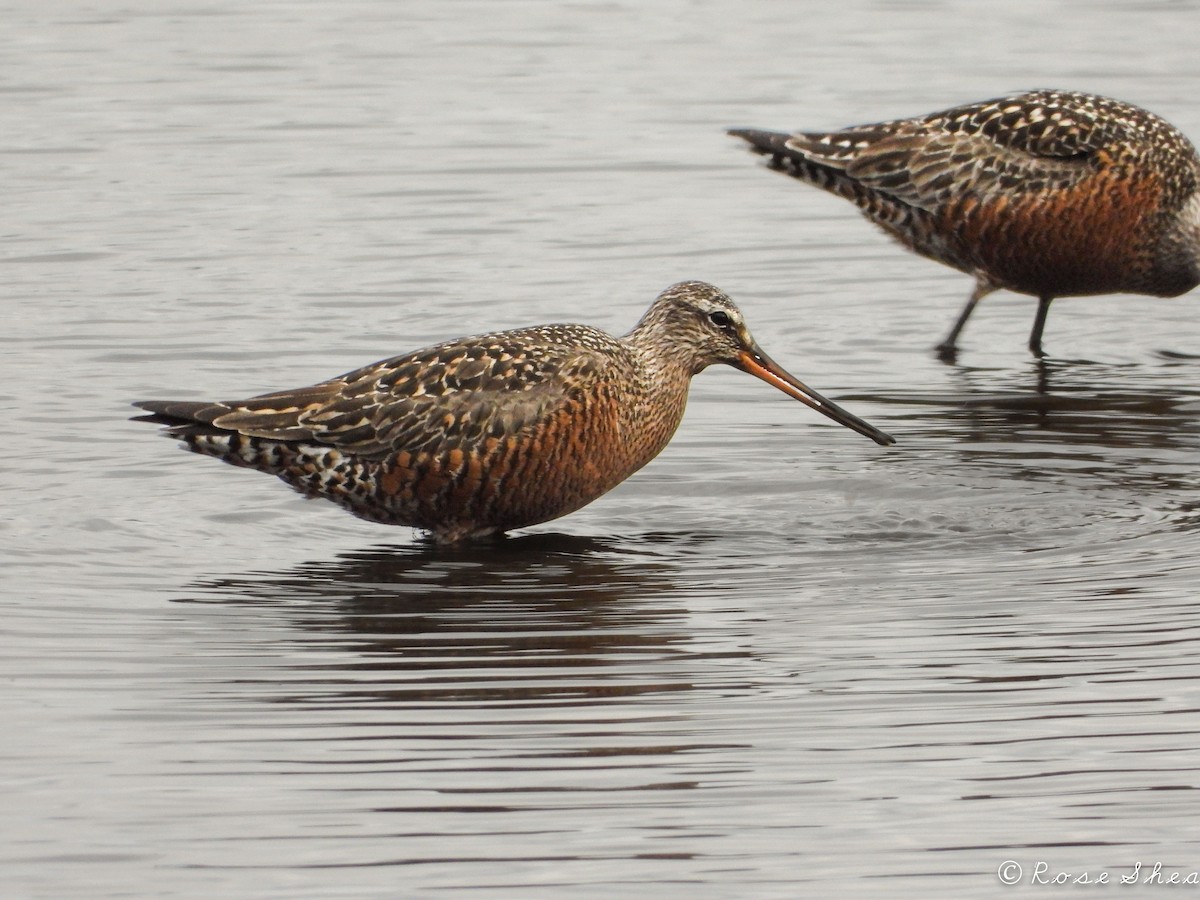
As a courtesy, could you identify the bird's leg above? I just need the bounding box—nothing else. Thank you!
[1028,296,1053,357]
[935,278,994,360]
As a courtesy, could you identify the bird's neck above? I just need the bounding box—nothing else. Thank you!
[611,334,695,476]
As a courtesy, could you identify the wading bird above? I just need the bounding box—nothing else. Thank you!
[135,281,894,544]
[730,90,1200,357]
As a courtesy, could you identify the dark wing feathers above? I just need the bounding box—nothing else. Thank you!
[732,90,1157,213]
[134,399,221,424]
[135,328,614,460]
[726,127,794,156]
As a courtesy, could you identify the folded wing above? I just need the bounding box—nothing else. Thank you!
[135,327,611,460]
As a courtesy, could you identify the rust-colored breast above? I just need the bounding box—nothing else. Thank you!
[937,162,1174,297]
[372,373,637,537]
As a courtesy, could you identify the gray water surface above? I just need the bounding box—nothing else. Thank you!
[6,1,1200,896]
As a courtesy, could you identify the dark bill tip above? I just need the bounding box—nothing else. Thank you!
[737,350,895,447]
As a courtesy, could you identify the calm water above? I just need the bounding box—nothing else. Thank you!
[6,1,1200,896]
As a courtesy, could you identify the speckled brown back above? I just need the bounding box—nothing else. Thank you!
[732,90,1200,300]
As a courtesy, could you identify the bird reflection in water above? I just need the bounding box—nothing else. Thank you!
[176,533,726,708]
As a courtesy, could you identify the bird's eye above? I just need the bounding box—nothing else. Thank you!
[709,310,733,328]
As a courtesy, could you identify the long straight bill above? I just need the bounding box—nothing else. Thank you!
[737,349,895,446]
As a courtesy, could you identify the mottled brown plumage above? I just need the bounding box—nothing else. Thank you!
[134,281,894,544]
[730,90,1200,355]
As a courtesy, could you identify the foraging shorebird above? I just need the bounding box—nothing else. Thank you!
[135,281,894,544]
[730,90,1200,356]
